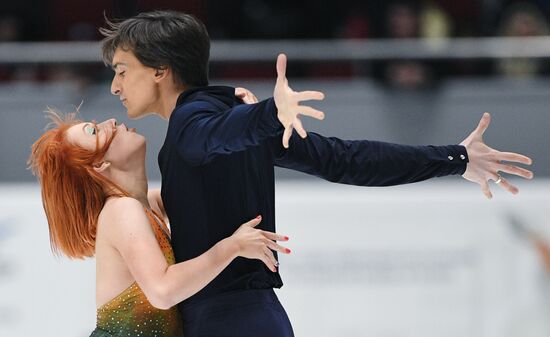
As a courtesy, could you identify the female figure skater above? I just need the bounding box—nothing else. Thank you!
[29,112,290,337]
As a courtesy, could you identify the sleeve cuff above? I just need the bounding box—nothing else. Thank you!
[262,98,284,134]
[438,144,469,176]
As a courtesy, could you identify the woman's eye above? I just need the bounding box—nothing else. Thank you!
[119,71,125,77]
[85,125,97,135]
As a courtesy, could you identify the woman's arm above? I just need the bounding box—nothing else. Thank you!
[100,197,289,310]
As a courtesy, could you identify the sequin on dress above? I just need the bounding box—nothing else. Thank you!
[90,208,184,337]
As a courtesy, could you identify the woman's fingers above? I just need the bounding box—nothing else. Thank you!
[242,216,262,228]
[258,246,277,272]
[258,254,276,272]
[260,230,289,242]
[264,239,291,254]
[264,247,278,268]
[260,230,291,253]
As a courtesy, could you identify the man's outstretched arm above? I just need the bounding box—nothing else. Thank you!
[272,113,533,196]
[272,132,469,186]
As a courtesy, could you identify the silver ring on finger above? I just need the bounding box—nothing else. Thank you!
[495,174,502,185]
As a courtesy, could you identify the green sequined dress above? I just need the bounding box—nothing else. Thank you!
[90,208,184,337]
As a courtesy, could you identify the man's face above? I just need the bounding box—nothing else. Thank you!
[110,48,159,119]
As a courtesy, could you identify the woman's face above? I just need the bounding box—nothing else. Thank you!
[66,118,146,170]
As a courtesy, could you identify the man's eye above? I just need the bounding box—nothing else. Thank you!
[119,71,126,77]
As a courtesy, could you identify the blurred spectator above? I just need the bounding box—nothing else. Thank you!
[420,1,452,39]
[387,2,419,39]
[336,4,371,39]
[44,64,91,91]
[206,0,341,40]
[0,1,49,41]
[10,66,40,83]
[47,0,114,40]
[496,2,549,78]
[376,2,434,89]
[0,15,33,82]
[0,15,21,41]
[435,0,480,36]
[1,0,549,84]
[530,0,550,13]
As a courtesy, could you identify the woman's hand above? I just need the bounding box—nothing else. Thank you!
[235,87,259,104]
[230,215,290,272]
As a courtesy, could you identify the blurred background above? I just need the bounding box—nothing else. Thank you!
[0,0,549,336]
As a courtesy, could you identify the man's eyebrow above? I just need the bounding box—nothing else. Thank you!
[112,62,127,70]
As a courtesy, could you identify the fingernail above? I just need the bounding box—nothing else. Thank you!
[256,215,262,219]
[286,248,291,253]
[284,236,289,241]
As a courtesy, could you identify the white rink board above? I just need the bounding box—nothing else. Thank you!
[0,180,548,337]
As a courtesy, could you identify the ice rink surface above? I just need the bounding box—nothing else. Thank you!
[0,179,548,337]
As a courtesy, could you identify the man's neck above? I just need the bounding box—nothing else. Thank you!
[158,85,188,120]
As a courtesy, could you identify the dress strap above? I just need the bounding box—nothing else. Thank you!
[144,208,171,241]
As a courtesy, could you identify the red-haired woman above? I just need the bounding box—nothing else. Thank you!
[29,112,290,337]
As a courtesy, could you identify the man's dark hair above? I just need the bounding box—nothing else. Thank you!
[100,10,210,87]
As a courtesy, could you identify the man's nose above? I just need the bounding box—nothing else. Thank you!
[111,77,120,95]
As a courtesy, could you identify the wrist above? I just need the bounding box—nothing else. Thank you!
[267,98,285,130]
[219,237,240,260]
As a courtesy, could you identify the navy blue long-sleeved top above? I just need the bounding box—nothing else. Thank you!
[158,86,468,308]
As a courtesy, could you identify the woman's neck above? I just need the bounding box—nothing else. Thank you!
[107,165,150,208]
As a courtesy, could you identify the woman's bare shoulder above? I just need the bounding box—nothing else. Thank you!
[98,197,147,231]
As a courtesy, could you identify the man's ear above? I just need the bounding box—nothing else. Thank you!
[93,161,111,173]
[154,66,168,82]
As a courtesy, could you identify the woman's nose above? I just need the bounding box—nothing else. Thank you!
[98,118,117,130]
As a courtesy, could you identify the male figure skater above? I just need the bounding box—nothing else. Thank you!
[100,10,533,337]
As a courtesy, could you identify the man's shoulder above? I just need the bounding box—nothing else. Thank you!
[177,99,218,111]
[174,86,236,112]
[169,99,221,124]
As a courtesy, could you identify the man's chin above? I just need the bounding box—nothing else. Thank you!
[127,108,148,120]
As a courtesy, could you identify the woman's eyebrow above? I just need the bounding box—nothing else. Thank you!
[81,123,97,135]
